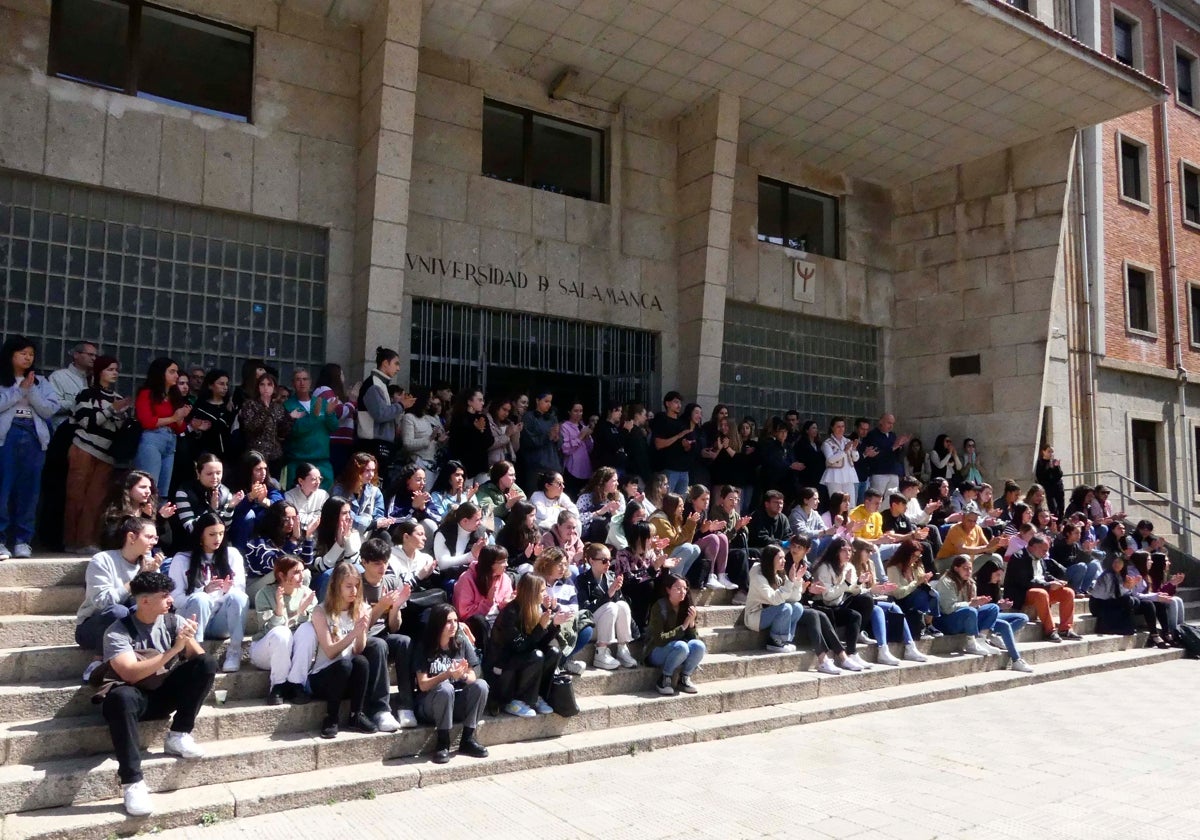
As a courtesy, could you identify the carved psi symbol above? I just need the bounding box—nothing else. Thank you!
[797,264,814,295]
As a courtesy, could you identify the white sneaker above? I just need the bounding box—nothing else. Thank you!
[563,659,586,675]
[765,639,795,653]
[816,659,841,675]
[222,649,242,672]
[876,646,901,666]
[1011,658,1034,673]
[986,633,1007,651]
[13,543,32,559]
[836,656,862,672]
[163,731,205,759]
[857,631,873,645]
[396,709,419,728]
[614,644,638,668]
[373,710,401,733]
[706,574,722,589]
[964,637,994,656]
[903,643,928,663]
[848,654,872,670]
[717,573,737,590]
[0,545,10,561]
[123,780,154,816]
[731,590,747,606]
[592,648,620,671]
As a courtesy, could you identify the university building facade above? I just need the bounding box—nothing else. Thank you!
[3,0,1194,519]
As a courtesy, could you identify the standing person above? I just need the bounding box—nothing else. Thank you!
[231,359,267,413]
[166,513,248,673]
[927,434,961,484]
[355,347,414,482]
[1035,445,1065,518]
[190,370,236,461]
[414,603,490,764]
[484,396,521,472]
[559,402,594,497]
[48,341,97,431]
[644,574,707,696]
[447,388,493,485]
[64,355,131,554]
[283,368,338,489]
[820,416,860,505]
[238,372,293,479]
[132,358,190,509]
[313,363,357,479]
[649,391,692,495]
[862,413,909,497]
[0,336,61,558]
[623,403,653,486]
[519,391,562,492]
[39,341,97,551]
[98,571,216,817]
[591,401,626,474]
[401,387,448,486]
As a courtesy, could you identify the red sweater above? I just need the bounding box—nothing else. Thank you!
[135,389,184,433]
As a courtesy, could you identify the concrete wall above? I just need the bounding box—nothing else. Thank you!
[0,0,360,366]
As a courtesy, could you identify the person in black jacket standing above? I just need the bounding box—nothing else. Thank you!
[1035,445,1065,518]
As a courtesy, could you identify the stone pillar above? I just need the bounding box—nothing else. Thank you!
[353,0,420,377]
[674,92,739,405]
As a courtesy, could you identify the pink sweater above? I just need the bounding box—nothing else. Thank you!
[452,560,514,621]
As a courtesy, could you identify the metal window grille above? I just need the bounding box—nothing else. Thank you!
[409,299,658,408]
[720,302,880,424]
[0,171,327,395]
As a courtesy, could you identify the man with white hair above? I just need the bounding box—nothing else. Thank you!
[861,412,909,497]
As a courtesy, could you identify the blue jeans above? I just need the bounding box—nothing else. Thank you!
[0,419,44,546]
[569,625,594,658]
[872,600,914,644]
[807,535,832,562]
[665,470,690,495]
[75,602,132,653]
[647,638,706,676]
[760,602,805,642]
[182,590,249,649]
[1065,561,1103,594]
[991,612,1028,660]
[134,427,177,496]
[934,602,1000,636]
[670,544,702,577]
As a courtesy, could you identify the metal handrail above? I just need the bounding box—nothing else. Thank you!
[1059,469,1200,546]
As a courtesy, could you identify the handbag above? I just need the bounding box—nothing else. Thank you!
[547,672,579,717]
[109,419,144,464]
[89,616,180,702]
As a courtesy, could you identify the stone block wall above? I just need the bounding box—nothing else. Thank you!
[0,0,359,365]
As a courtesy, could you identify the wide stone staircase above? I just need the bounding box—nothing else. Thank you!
[0,553,1192,840]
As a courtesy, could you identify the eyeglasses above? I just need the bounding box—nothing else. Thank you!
[596,558,611,564]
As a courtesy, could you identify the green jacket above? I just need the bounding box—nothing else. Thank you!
[283,396,338,464]
[643,597,698,662]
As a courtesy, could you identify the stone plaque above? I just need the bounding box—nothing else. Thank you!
[792,258,817,304]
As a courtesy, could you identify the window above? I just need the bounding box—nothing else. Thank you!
[481,100,605,202]
[1118,137,1147,205]
[1130,419,1161,492]
[1113,12,1139,68]
[1189,284,1200,347]
[1184,163,1200,226]
[757,178,840,258]
[948,354,981,377]
[1178,48,1197,109]
[1007,0,1030,11]
[48,0,253,121]
[1194,426,1200,494]
[1125,264,1154,334]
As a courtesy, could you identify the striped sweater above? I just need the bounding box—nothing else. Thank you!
[71,387,128,464]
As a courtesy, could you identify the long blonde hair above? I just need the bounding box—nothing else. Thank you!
[850,539,875,587]
[514,573,546,634]
[323,563,364,637]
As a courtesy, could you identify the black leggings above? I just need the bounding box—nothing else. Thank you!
[309,637,390,720]
[491,644,559,706]
[795,608,845,656]
[810,602,862,655]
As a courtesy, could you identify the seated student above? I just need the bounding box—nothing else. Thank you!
[474,460,526,519]
[538,510,585,570]
[780,540,861,673]
[1127,551,1176,648]
[332,452,392,536]
[414,603,490,764]
[533,548,592,675]
[494,500,540,572]
[387,518,440,590]
[311,496,363,600]
[790,486,836,560]
[166,512,248,673]
[745,544,805,652]
[612,501,676,630]
[710,485,755,598]
[898,476,944,554]
[486,572,568,717]
[428,460,476,522]
[386,464,439,543]
[649,492,703,580]
[686,485,736,590]
[1001,502,1034,542]
[936,503,1008,577]
[250,555,316,705]
[576,542,639,670]
[228,450,285,552]
[307,563,393,739]
[357,537,417,728]
[244,501,316,601]
[99,470,177,554]
[75,517,162,680]
[283,463,329,533]
[847,489,900,582]
[880,492,935,573]
[819,491,855,542]
[933,557,1033,672]
[1152,560,1188,645]
[1089,553,1159,638]
[173,453,243,535]
[575,466,624,542]
[529,471,579,531]
[98,571,216,817]
[948,480,980,515]
[749,490,792,549]
[453,544,514,645]
[1003,534,1080,642]
[848,539,927,664]
[1049,521,1104,594]
[885,539,943,641]
[432,502,489,575]
[1003,521,1036,560]
[645,574,707,696]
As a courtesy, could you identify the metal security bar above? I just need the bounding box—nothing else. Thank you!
[0,171,327,393]
[720,301,880,425]
[409,299,658,408]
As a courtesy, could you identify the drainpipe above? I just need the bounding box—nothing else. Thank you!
[1074,133,1100,471]
[1154,5,1192,556]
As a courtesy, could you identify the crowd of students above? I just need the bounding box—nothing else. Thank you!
[1,335,1185,817]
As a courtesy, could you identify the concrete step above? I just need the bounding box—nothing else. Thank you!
[0,558,87,588]
[0,587,85,616]
[0,630,1149,776]
[0,643,1180,840]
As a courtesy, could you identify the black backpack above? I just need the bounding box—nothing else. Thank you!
[1177,624,1200,660]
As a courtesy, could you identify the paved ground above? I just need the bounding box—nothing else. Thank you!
[161,659,1200,840]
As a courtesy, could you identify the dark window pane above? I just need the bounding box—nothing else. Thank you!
[482,103,525,185]
[1127,267,1150,332]
[529,114,602,200]
[1178,52,1195,107]
[1185,169,1200,224]
[138,6,253,119]
[51,0,129,91]
[1191,286,1200,344]
[757,180,784,245]
[1007,0,1029,10]
[1131,420,1159,491]
[786,187,838,256]
[1114,17,1135,66]
[1120,141,1142,201]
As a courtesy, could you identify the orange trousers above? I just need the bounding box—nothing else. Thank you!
[1025,585,1075,632]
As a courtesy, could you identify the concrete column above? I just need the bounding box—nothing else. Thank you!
[353,0,420,377]
[674,92,739,405]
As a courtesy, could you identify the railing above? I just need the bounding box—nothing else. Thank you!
[1059,470,1200,556]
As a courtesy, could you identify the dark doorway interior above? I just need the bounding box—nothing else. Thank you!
[487,366,601,417]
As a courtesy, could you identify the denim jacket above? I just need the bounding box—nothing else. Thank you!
[0,377,61,449]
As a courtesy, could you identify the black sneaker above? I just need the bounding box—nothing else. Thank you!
[320,717,338,739]
[431,748,451,764]
[346,712,378,734]
[1045,630,1062,643]
[458,735,489,758]
[677,674,698,694]
[287,683,311,705]
[1062,629,1082,641]
[921,626,943,639]
[655,674,676,696]
[267,685,286,706]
